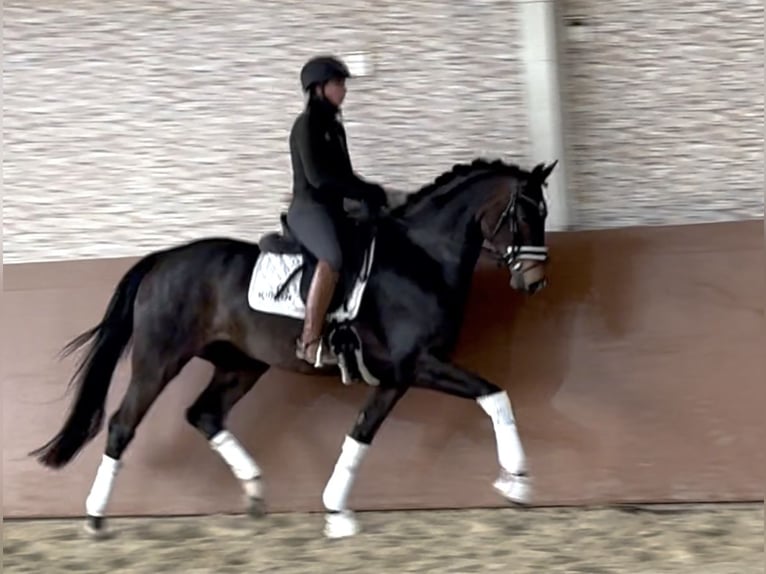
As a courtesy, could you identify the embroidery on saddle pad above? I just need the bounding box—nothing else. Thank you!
[247,238,376,322]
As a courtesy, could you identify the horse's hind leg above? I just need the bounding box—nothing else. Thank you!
[185,361,269,518]
[84,347,189,539]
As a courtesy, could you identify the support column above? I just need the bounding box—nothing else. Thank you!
[516,0,571,230]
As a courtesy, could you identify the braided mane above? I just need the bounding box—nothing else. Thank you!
[397,157,527,209]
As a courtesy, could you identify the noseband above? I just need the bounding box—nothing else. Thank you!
[485,184,549,271]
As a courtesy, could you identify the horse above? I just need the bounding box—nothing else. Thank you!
[30,156,558,539]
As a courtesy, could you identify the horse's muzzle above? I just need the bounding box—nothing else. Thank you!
[508,251,548,294]
[526,276,548,294]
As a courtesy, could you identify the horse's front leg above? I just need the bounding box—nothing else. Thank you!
[322,384,407,538]
[413,353,531,505]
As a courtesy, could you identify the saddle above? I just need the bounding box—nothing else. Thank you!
[258,205,377,316]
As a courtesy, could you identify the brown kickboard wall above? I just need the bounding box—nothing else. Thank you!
[2,220,763,518]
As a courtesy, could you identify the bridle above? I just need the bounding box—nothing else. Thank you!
[484,181,549,272]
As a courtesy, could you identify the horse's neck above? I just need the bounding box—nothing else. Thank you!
[398,176,498,287]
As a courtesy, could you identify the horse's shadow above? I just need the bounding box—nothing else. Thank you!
[152,230,648,481]
[476,229,648,465]
[224,232,646,464]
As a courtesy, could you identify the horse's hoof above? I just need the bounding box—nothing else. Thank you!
[243,478,265,518]
[493,471,533,506]
[324,510,360,539]
[247,496,267,519]
[83,515,112,540]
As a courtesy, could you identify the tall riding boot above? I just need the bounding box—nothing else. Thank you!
[296,260,339,367]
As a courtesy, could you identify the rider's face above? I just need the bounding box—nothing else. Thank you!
[322,78,347,107]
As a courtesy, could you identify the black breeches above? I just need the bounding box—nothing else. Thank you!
[286,200,344,272]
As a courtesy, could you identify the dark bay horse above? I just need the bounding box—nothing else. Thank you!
[31,157,557,539]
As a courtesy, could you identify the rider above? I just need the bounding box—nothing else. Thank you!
[287,55,388,367]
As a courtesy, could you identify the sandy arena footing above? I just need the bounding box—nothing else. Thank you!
[3,503,762,573]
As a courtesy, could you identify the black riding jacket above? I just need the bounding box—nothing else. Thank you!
[289,97,383,213]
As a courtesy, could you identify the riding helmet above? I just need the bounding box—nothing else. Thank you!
[300,55,351,92]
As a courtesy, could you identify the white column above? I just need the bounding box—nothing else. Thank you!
[516,0,571,230]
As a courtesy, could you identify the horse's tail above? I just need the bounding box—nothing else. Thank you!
[30,251,163,468]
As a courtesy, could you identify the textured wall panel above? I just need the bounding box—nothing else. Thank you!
[4,1,762,263]
[561,0,763,228]
[3,0,529,263]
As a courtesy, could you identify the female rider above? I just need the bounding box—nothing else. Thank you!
[287,55,387,367]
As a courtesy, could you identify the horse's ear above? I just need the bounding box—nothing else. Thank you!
[540,159,558,181]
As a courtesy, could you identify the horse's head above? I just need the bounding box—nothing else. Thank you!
[478,160,557,294]
[391,157,558,294]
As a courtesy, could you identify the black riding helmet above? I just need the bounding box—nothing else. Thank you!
[300,55,351,92]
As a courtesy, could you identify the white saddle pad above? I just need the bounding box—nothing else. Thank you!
[247,238,375,323]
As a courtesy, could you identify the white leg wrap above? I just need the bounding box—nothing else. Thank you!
[210,430,261,482]
[477,391,527,475]
[85,455,121,517]
[244,478,263,499]
[322,435,368,512]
